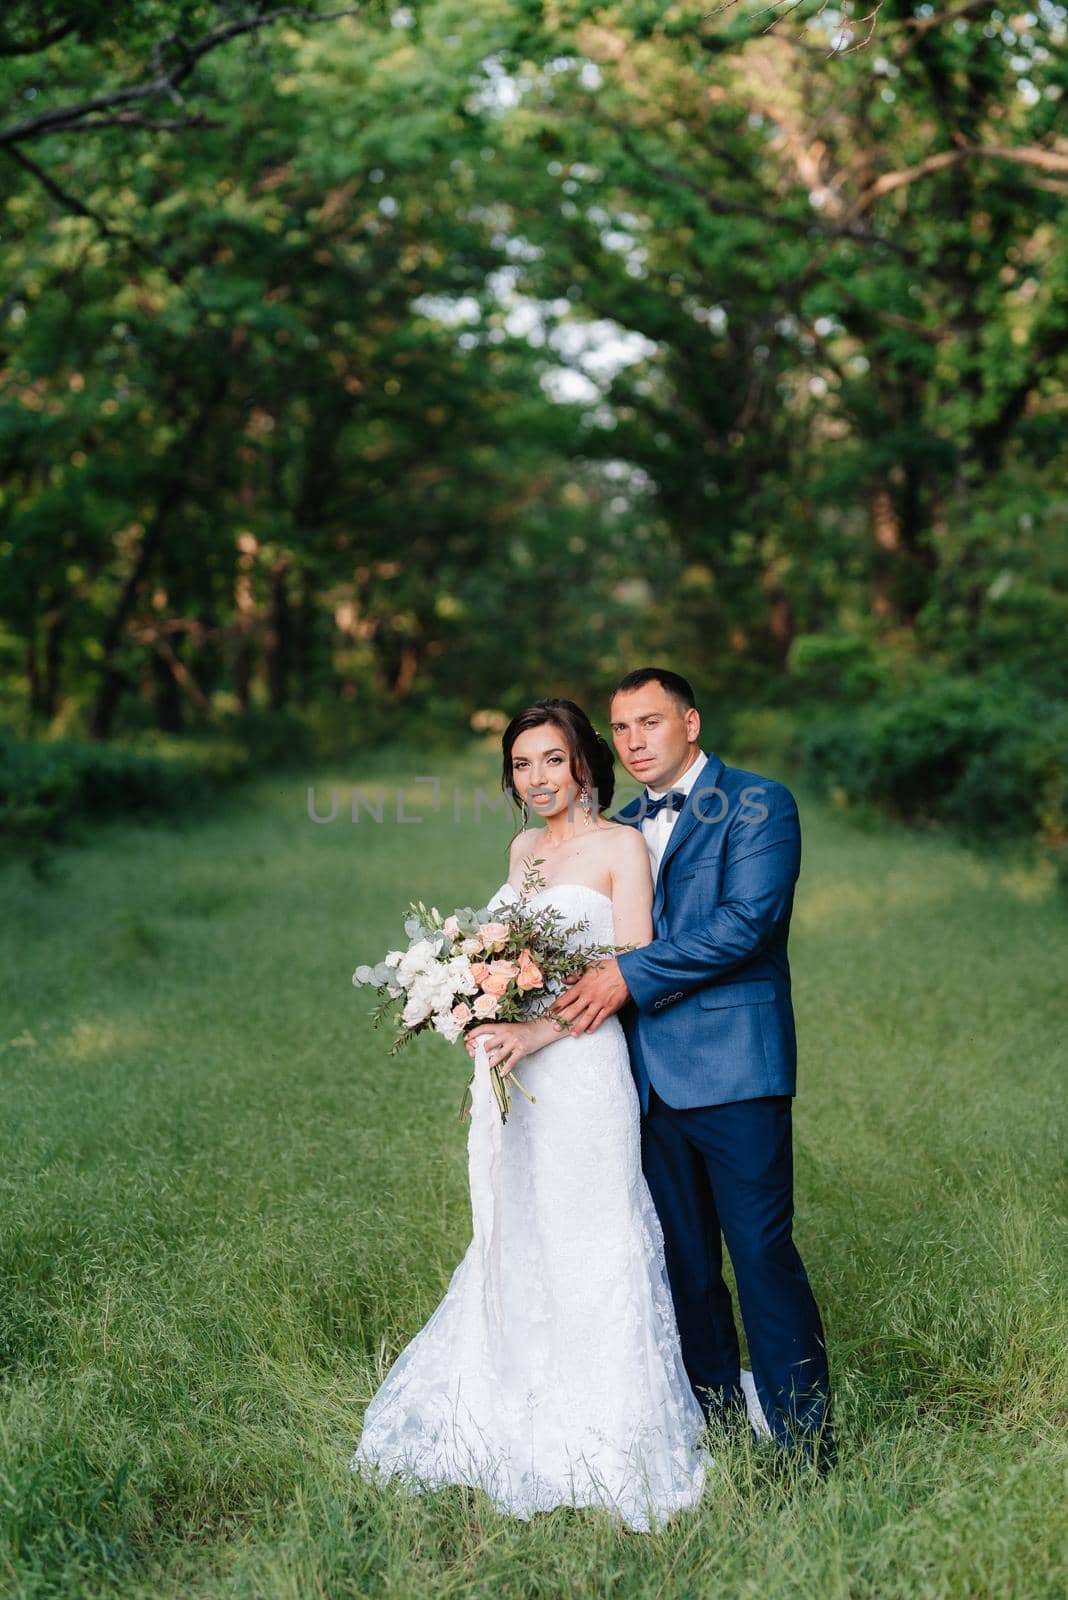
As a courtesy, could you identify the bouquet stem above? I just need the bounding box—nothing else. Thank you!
[458,1042,537,1126]
[507,1071,535,1105]
[489,1062,510,1122]
[490,1064,536,1121]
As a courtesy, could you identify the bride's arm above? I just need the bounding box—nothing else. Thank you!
[465,1014,566,1063]
[608,826,654,952]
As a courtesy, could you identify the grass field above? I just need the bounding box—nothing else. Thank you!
[2,740,1066,1598]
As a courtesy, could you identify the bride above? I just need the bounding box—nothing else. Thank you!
[350,698,760,1530]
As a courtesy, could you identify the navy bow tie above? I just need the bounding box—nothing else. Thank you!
[643,788,686,820]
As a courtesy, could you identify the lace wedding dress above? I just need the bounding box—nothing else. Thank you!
[350,882,763,1531]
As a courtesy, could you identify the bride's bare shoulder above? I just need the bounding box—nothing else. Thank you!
[596,819,647,863]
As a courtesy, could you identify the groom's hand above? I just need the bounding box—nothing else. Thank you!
[548,959,631,1035]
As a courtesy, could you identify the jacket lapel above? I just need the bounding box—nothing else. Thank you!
[653,752,724,915]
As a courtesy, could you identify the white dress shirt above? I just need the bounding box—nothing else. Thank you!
[641,748,708,883]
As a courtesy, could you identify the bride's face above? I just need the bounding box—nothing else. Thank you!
[509,724,583,821]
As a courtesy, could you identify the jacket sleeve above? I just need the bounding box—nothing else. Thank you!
[616,789,800,1014]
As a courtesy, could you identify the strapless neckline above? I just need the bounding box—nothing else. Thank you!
[498,881,612,909]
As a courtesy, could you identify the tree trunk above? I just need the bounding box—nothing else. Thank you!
[42,605,65,721]
[188,607,223,703]
[266,554,292,712]
[293,568,316,707]
[233,640,254,712]
[90,507,171,740]
[766,584,794,671]
[153,642,184,732]
[870,480,902,620]
[89,376,227,741]
[25,630,45,720]
[393,643,419,701]
[233,531,258,714]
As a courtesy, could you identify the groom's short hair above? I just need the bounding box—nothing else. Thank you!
[613,668,696,713]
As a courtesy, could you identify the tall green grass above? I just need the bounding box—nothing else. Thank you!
[1,742,1065,1598]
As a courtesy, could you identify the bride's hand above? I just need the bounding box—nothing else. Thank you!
[464,1022,535,1077]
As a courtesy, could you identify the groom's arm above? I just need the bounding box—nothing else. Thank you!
[614,789,800,1013]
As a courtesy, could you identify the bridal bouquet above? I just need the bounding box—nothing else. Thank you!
[352,858,626,1123]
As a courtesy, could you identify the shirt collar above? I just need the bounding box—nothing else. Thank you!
[645,748,708,801]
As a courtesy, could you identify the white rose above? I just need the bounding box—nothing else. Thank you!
[402,994,432,1027]
[443,915,461,938]
[384,950,403,968]
[397,939,438,986]
[460,937,483,958]
[408,973,436,1006]
[430,978,460,1012]
[412,969,456,1016]
[446,956,478,995]
[432,1010,463,1043]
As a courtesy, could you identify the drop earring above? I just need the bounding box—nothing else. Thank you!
[580,785,593,826]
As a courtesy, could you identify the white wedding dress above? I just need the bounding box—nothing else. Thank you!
[350,882,764,1531]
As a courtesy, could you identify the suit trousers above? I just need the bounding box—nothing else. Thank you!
[641,1084,835,1465]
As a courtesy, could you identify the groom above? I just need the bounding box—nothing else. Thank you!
[549,667,835,1469]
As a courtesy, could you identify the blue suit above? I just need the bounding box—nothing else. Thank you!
[614,753,834,1464]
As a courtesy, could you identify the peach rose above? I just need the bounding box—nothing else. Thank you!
[451,1001,473,1027]
[480,958,519,997]
[472,993,499,1020]
[478,921,509,953]
[443,915,461,937]
[468,961,490,986]
[516,948,544,992]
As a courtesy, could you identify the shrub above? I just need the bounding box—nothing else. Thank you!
[0,735,216,872]
[724,707,804,774]
[799,676,1068,848]
[787,633,888,703]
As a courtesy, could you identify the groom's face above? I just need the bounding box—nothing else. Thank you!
[609,686,700,791]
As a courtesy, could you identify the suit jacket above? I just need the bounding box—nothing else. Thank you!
[613,752,801,1111]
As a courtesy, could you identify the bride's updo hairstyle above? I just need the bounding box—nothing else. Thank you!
[501,697,616,825]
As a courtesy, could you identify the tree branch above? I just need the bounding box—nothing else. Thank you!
[699,0,886,53]
[972,318,1068,470]
[0,144,211,318]
[835,289,950,344]
[0,7,359,149]
[3,143,119,237]
[610,119,920,263]
[69,112,225,134]
[0,20,77,58]
[896,0,999,54]
[127,622,213,714]
[857,141,1068,209]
